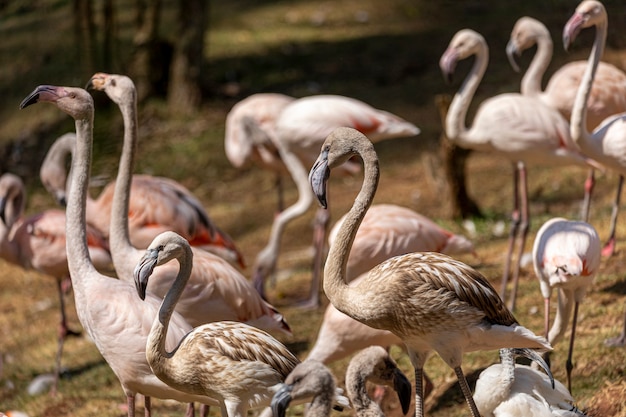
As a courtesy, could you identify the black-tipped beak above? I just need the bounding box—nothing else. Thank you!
[439,48,458,84]
[133,248,159,300]
[309,148,330,209]
[85,73,108,91]
[393,368,412,415]
[270,383,293,417]
[505,40,521,73]
[512,348,555,389]
[563,12,585,52]
[20,85,61,109]
[0,197,7,226]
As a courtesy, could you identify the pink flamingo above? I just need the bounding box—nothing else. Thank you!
[439,28,602,312]
[507,15,626,256]
[532,217,600,391]
[563,0,626,348]
[0,172,111,395]
[224,93,295,212]
[21,84,220,416]
[86,72,290,334]
[40,132,245,266]
[251,94,420,308]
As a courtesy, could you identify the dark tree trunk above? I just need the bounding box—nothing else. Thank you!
[102,0,116,70]
[72,0,96,76]
[167,0,207,113]
[436,94,483,219]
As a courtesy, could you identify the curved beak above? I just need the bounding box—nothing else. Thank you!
[512,348,555,389]
[85,72,108,91]
[0,196,7,226]
[20,85,65,109]
[563,12,585,52]
[133,248,159,300]
[393,367,412,415]
[309,148,330,209]
[270,383,293,417]
[439,48,458,84]
[505,40,521,73]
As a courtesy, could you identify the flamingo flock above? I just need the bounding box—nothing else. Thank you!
[5,1,626,416]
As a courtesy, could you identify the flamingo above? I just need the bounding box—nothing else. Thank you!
[40,130,244,265]
[532,217,601,392]
[134,231,346,417]
[473,348,585,417]
[0,172,111,395]
[20,84,221,416]
[309,127,552,417]
[439,28,602,312]
[507,15,626,256]
[86,72,289,333]
[563,0,626,348]
[224,93,295,212]
[251,94,420,308]
[308,204,475,364]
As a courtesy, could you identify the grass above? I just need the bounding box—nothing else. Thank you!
[1,0,626,416]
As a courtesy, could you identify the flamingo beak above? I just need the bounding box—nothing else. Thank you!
[505,40,521,73]
[86,72,109,91]
[20,85,65,109]
[270,383,293,417]
[309,148,330,209]
[134,248,159,300]
[563,12,585,52]
[439,48,459,84]
[393,367,413,415]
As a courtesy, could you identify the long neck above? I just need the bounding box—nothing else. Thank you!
[306,392,333,417]
[446,43,488,144]
[110,94,141,279]
[147,245,193,370]
[346,367,382,417]
[66,116,99,295]
[571,18,607,149]
[521,34,552,96]
[254,142,314,274]
[323,143,379,315]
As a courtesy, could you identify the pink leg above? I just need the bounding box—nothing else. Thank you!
[144,396,151,417]
[127,394,136,417]
[602,175,623,257]
[507,162,529,313]
[581,168,595,222]
[501,163,521,301]
[185,403,195,417]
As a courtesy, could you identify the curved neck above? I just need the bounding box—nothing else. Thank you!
[254,142,314,274]
[147,244,193,369]
[521,34,552,96]
[66,115,99,291]
[346,366,382,417]
[571,18,607,148]
[323,141,379,315]
[110,93,141,278]
[446,43,489,144]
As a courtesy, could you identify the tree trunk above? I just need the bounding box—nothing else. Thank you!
[72,0,96,76]
[436,94,483,219]
[167,0,207,113]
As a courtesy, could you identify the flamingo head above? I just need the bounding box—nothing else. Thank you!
[86,72,136,107]
[506,17,550,72]
[20,85,93,120]
[563,0,607,51]
[439,29,486,83]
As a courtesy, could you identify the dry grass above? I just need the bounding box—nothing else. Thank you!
[2,0,626,416]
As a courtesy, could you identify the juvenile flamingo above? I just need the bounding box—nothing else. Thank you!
[562,0,626,349]
[0,172,111,394]
[507,15,626,255]
[251,94,420,308]
[20,84,220,416]
[86,72,288,333]
[224,93,295,212]
[309,127,551,417]
[532,217,600,391]
[440,28,602,312]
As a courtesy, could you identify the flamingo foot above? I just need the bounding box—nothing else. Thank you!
[602,238,616,257]
[604,333,626,347]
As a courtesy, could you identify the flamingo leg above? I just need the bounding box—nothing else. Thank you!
[52,277,81,395]
[501,163,522,301]
[127,394,136,417]
[544,297,551,341]
[566,302,580,393]
[185,403,195,417]
[605,308,626,347]
[454,366,481,417]
[298,206,330,310]
[144,396,151,417]
[414,367,424,417]
[200,404,210,417]
[508,161,529,312]
[602,175,623,257]
[581,168,595,222]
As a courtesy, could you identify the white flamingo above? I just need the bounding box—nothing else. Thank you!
[507,15,626,256]
[439,28,602,312]
[308,127,552,417]
[563,0,626,348]
[251,94,420,308]
[86,72,289,333]
[532,217,600,391]
[20,84,220,416]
